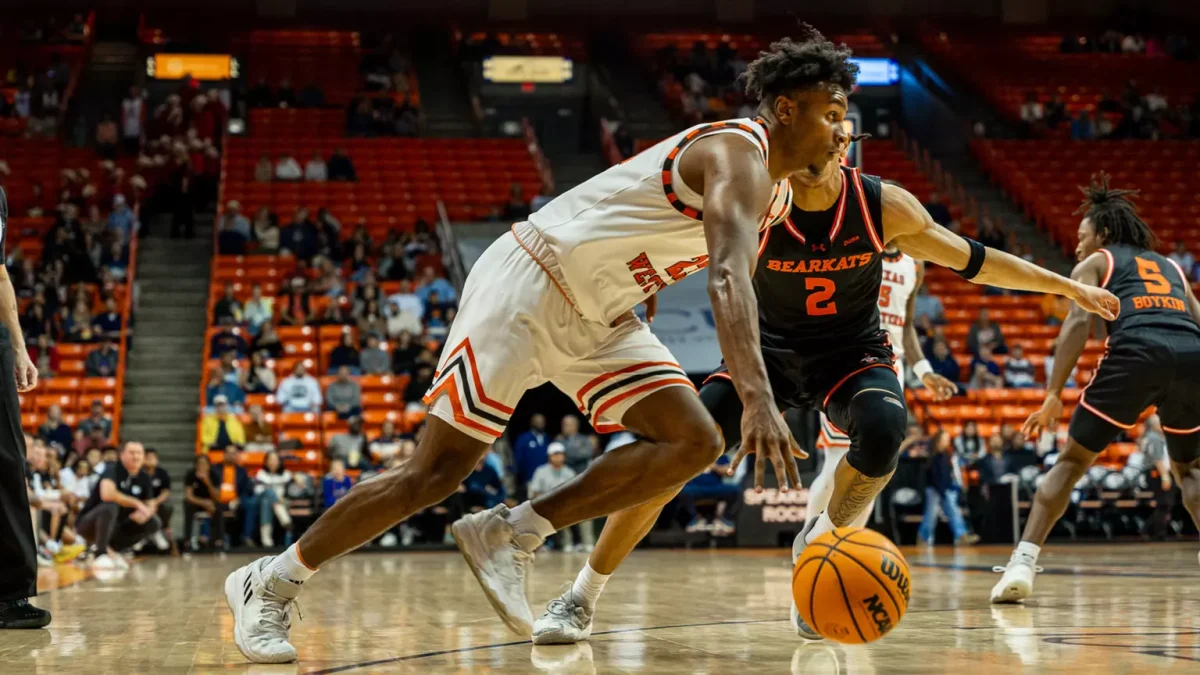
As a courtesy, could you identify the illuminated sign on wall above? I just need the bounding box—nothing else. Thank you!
[483,56,573,84]
[147,54,237,80]
[851,57,899,86]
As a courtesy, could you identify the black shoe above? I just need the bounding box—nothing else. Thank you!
[0,599,52,629]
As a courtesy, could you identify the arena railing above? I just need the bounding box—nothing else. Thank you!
[522,117,555,197]
[435,200,466,292]
[114,227,138,442]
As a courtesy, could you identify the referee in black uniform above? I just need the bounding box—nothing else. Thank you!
[0,186,51,629]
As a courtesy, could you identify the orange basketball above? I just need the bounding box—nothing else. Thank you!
[791,527,911,644]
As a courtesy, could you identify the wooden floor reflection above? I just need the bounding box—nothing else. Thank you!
[4,543,1200,673]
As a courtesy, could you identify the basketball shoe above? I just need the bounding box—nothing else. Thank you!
[451,505,539,636]
[990,549,1041,603]
[532,587,594,645]
[790,518,823,640]
[224,557,302,663]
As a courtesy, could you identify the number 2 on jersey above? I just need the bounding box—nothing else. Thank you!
[1136,257,1171,295]
[806,278,837,315]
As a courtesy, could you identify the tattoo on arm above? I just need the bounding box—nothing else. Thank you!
[828,471,894,526]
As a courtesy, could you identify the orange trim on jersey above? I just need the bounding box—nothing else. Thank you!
[1166,257,1189,288]
[1078,399,1134,430]
[783,168,848,245]
[510,225,579,313]
[852,168,884,253]
[702,371,733,386]
[757,225,772,258]
[1097,248,1115,288]
[423,376,505,438]
[821,363,897,410]
[1164,423,1200,435]
[576,361,686,405]
[1080,336,1111,394]
[592,377,696,424]
[660,121,769,221]
[441,338,515,414]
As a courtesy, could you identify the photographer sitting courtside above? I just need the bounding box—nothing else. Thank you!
[76,442,163,570]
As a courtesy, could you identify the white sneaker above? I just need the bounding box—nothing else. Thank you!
[380,532,399,548]
[532,589,594,645]
[93,554,123,571]
[260,525,275,548]
[790,520,823,640]
[990,550,1041,603]
[224,556,303,663]
[153,532,171,551]
[451,505,539,636]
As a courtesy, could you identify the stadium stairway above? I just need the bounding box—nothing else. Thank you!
[544,148,608,194]
[411,30,479,138]
[594,34,679,142]
[72,42,139,146]
[120,216,214,529]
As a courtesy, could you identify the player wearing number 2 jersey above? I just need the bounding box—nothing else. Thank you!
[993,174,1200,604]
[529,27,1118,648]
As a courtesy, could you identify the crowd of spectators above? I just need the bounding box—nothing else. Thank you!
[1019,79,1200,141]
[1058,26,1195,60]
[348,33,420,137]
[0,14,89,137]
[251,148,357,186]
[652,40,756,124]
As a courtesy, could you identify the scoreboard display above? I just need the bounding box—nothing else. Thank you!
[147,54,238,81]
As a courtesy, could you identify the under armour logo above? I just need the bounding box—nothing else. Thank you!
[843,236,860,246]
[883,396,904,408]
[812,244,826,252]
[861,356,882,364]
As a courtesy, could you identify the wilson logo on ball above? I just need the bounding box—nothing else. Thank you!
[880,555,911,603]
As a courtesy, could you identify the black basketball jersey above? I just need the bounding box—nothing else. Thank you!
[755,166,887,350]
[1099,243,1200,339]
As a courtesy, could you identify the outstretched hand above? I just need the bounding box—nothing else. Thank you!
[1072,284,1119,321]
[727,401,808,492]
[1022,393,1063,440]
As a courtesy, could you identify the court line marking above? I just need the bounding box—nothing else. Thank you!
[910,562,1197,579]
[304,607,980,675]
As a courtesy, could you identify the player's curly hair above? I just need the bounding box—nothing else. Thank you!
[743,23,860,103]
[1075,172,1156,249]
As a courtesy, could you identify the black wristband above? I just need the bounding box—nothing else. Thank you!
[953,237,987,280]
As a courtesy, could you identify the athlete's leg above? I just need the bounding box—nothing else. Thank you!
[1165,431,1200,533]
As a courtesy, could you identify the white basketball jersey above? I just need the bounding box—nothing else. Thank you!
[526,117,793,324]
[879,251,918,363]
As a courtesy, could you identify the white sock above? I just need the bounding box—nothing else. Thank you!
[506,501,557,540]
[1016,541,1041,561]
[803,512,837,547]
[270,544,318,584]
[570,562,611,610]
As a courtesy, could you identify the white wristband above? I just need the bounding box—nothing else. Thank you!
[912,359,934,380]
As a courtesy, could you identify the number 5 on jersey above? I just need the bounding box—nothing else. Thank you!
[1136,257,1171,294]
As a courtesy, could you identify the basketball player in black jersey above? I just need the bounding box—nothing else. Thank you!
[991,174,1200,603]
[528,29,1119,646]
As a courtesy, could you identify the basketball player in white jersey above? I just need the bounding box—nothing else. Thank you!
[807,241,957,530]
[221,30,828,663]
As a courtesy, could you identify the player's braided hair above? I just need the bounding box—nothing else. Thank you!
[1075,172,1156,249]
[743,24,868,143]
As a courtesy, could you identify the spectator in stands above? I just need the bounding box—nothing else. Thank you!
[368,420,405,464]
[276,284,311,329]
[120,85,144,154]
[502,183,531,221]
[142,449,173,551]
[64,299,95,342]
[975,434,1009,486]
[20,303,52,342]
[84,338,119,377]
[76,442,162,569]
[275,78,297,108]
[77,399,112,439]
[251,321,285,358]
[213,286,242,326]
[327,149,357,182]
[914,283,945,325]
[322,458,353,508]
[1044,344,1077,388]
[248,77,274,108]
[415,266,457,304]
[277,361,322,413]
[220,200,251,238]
[38,404,73,454]
[183,453,222,551]
[390,330,421,376]
[95,114,119,159]
[403,363,435,404]
[357,300,387,339]
[211,445,258,547]
[1044,95,1067,128]
[244,404,276,452]
[953,420,984,461]
[275,153,303,182]
[106,193,136,245]
[242,285,273,333]
[969,345,1005,390]
[528,442,576,509]
[328,332,361,374]
[1121,33,1146,53]
[281,208,319,261]
[917,431,978,546]
[558,414,597,550]
[202,395,246,449]
[91,298,122,342]
[304,152,327,182]
[977,218,1007,252]
[241,351,275,395]
[253,208,280,253]
[460,454,506,514]
[297,81,324,108]
[928,339,961,386]
[922,191,953,228]
[254,155,273,183]
[1070,110,1096,141]
[1169,242,1195,279]
[205,369,246,413]
[253,451,293,548]
[358,334,391,375]
[325,367,363,419]
[1003,343,1037,389]
[74,425,108,458]
[386,298,423,339]
[967,308,1007,356]
[679,450,739,536]
[210,326,249,358]
[1019,91,1044,135]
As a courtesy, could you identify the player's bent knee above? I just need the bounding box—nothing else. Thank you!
[844,389,907,478]
[662,417,724,477]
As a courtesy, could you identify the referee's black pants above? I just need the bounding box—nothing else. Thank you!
[0,327,37,602]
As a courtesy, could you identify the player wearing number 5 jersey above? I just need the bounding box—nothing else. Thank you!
[992,174,1200,604]
[529,27,1118,647]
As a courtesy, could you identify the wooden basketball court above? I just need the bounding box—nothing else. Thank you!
[3,543,1198,673]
